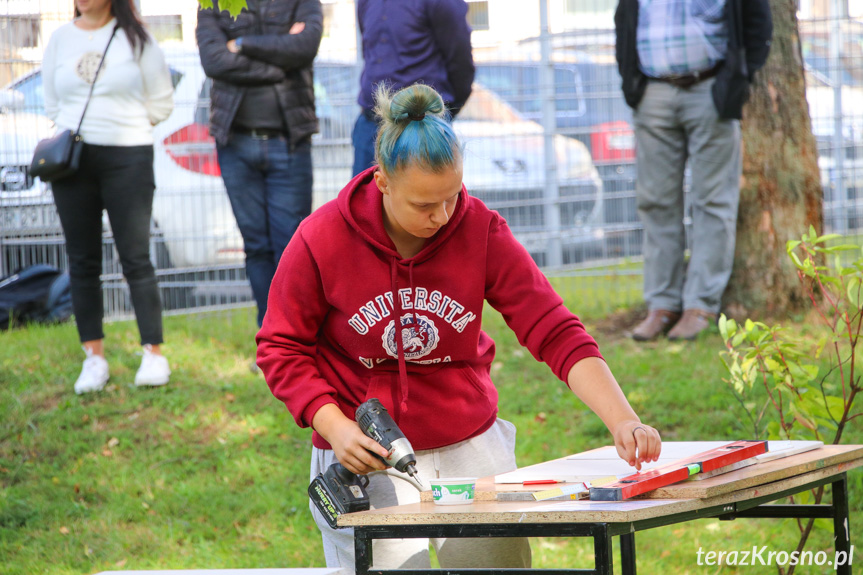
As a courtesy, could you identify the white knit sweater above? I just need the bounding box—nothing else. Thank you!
[42,18,174,146]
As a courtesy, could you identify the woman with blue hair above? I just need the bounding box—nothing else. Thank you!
[257,83,661,570]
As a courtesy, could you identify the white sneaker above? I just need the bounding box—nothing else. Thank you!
[74,347,109,395]
[135,344,170,387]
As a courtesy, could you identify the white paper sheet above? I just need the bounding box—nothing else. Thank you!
[496,440,823,484]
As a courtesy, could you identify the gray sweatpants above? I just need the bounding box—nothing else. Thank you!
[633,78,742,314]
[309,418,532,570]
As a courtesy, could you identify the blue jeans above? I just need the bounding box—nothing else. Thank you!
[217,133,313,326]
[352,111,379,177]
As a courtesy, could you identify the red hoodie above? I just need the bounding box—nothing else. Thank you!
[256,167,602,450]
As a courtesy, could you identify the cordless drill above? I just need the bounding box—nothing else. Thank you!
[308,398,420,529]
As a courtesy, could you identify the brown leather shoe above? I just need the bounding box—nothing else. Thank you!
[631,310,681,341]
[667,309,717,341]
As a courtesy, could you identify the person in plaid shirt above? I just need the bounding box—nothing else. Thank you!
[615,0,772,341]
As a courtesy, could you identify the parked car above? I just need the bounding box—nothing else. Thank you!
[0,50,605,294]
[454,83,605,265]
[0,73,56,237]
[474,55,637,216]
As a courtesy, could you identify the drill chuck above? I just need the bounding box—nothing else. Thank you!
[404,463,418,478]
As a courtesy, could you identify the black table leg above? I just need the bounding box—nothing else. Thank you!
[593,524,614,575]
[833,475,852,575]
[620,532,636,575]
[355,528,373,575]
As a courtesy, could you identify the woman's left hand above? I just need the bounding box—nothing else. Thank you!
[612,420,661,471]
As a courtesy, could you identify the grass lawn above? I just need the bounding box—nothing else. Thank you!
[1,292,860,574]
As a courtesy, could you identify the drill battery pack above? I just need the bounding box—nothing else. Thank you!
[308,463,371,529]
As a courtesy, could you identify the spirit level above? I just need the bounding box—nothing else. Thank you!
[589,440,768,501]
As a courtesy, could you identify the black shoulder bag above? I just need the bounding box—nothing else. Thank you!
[30,24,119,182]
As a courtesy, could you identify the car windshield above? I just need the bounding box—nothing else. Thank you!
[475,63,585,115]
[9,72,44,115]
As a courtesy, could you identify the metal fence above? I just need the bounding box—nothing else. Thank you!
[0,1,860,321]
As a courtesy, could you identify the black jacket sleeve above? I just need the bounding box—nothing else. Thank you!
[429,0,475,117]
[741,0,773,77]
[239,0,324,70]
[614,0,647,109]
[196,4,286,85]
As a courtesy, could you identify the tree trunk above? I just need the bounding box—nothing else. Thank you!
[723,0,823,319]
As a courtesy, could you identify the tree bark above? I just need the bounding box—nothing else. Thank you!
[723,0,823,319]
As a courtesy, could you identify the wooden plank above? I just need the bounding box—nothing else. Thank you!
[646,444,863,499]
[339,497,701,527]
[699,457,863,509]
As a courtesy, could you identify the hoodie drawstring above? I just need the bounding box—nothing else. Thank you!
[390,257,419,421]
[391,257,408,420]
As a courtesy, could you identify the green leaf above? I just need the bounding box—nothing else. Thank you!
[211,0,248,17]
[825,395,847,419]
[813,234,843,245]
[787,361,818,383]
[795,490,813,505]
[786,240,802,253]
[744,318,755,332]
[799,393,830,420]
[848,277,861,308]
[789,250,804,269]
[746,364,758,388]
[766,421,782,440]
[764,357,783,373]
[819,244,859,254]
[198,0,214,9]
[718,314,728,339]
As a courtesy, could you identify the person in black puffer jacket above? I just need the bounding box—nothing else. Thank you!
[196,0,322,328]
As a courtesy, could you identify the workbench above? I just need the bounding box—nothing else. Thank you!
[339,444,863,574]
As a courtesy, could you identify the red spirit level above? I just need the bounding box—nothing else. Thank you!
[589,440,768,501]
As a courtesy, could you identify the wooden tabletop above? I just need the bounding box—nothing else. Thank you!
[339,445,863,528]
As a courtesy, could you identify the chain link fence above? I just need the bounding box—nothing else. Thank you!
[0,0,860,321]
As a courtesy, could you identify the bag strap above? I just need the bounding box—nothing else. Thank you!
[75,24,119,135]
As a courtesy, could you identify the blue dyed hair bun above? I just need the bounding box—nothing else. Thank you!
[373,83,462,175]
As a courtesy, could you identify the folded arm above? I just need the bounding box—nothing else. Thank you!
[238,0,323,70]
[196,6,286,85]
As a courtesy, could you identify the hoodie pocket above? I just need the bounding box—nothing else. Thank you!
[458,364,497,411]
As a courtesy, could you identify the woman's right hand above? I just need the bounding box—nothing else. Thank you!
[312,404,390,475]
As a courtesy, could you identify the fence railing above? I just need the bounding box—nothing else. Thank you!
[1,3,860,319]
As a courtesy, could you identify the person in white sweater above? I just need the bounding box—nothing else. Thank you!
[42,0,175,394]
